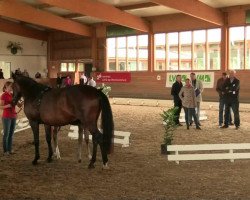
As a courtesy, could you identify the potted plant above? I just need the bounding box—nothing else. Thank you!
[98,83,111,97]
[160,107,178,154]
[7,41,23,55]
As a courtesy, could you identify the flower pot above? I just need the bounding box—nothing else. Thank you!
[161,144,169,155]
[11,47,18,55]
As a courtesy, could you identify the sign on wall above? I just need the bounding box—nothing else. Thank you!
[166,72,214,88]
[96,72,131,83]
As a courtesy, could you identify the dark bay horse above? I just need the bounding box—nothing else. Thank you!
[11,74,114,169]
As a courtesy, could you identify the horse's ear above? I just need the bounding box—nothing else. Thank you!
[12,72,16,80]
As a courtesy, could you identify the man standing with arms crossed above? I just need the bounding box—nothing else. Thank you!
[171,74,183,126]
[221,70,240,129]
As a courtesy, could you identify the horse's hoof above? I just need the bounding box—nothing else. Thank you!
[102,163,109,170]
[88,163,95,169]
[32,160,38,165]
[78,159,82,163]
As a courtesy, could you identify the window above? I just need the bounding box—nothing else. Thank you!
[180,31,192,70]
[229,27,244,69]
[207,29,221,70]
[107,35,148,71]
[247,26,250,69]
[155,33,166,71]
[78,63,84,72]
[193,30,206,70]
[60,63,67,72]
[154,28,221,71]
[60,62,76,72]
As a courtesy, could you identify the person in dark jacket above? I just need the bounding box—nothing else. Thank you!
[171,74,183,126]
[216,72,232,127]
[221,70,240,129]
[0,69,4,79]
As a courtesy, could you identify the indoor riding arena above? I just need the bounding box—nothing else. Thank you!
[1,0,250,200]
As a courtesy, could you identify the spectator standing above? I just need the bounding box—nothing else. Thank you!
[88,77,96,87]
[179,78,201,130]
[216,72,232,127]
[56,74,63,88]
[22,69,29,77]
[171,74,183,126]
[80,73,88,85]
[64,76,72,87]
[190,72,203,126]
[35,72,41,79]
[221,70,240,129]
[0,69,4,79]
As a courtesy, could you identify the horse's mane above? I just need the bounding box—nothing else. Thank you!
[16,75,48,93]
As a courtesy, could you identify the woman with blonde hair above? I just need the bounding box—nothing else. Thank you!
[0,81,17,155]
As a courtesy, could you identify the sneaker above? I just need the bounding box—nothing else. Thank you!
[187,126,189,130]
[229,122,234,126]
[178,123,183,126]
[220,125,229,129]
[235,126,239,130]
[196,126,201,130]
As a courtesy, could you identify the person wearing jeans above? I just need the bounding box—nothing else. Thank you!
[0,81,17,155]
[179,78,201,130]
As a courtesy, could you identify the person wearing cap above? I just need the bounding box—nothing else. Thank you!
[216,72,232,127]
[221,70,240,130]
[190,72,203,126]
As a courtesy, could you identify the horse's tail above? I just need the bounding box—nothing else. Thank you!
[98,90,114,154]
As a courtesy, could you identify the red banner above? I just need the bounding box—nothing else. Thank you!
[96,72,131,83]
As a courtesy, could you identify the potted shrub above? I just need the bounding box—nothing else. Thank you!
[7,41,23,55]
[160,107,178,154]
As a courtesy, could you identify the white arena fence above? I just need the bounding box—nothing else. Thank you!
[68,126,131,147]
[168,143,250,164]
[1,117,31,134]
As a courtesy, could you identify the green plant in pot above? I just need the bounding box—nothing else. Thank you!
[7,41,23,55]
[161,107,178,154]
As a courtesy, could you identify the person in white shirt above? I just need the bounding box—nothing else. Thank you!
[80,73,88,85]
[88,77,96,87]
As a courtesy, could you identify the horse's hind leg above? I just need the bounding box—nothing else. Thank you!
[44,125,53,163]
[84,128,92,160]
[88,128,108,169]
[29,121,40,165]
[78,125,83,163]
[52,126,61,159]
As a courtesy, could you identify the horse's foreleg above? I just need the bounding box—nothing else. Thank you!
[78,125,83,163]
[53,126,61,159]
[30,121,40,165]
[84,129,92,160]
[44,125,53,163]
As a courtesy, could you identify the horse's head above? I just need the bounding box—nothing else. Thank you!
[11,73,22,106]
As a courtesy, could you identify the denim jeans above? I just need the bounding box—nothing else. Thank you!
[2,118,16,153]
[219,98,232,125]
[183,107,199,128]
[225,100,240,127]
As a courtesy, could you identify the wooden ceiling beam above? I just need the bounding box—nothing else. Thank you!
[0,18,48,41]
[151,0,224,25]
[0,0,92,36]
[117,2,158,11]
[37,0,150,32]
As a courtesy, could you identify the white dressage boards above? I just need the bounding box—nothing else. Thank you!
[68,126,131,147]
[179,110,207,123]
[168,143,250,164]
[1,117,30,134]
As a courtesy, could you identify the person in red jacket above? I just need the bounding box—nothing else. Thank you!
[0,81,17,155]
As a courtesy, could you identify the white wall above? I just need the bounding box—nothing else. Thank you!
[0,31,47,78]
